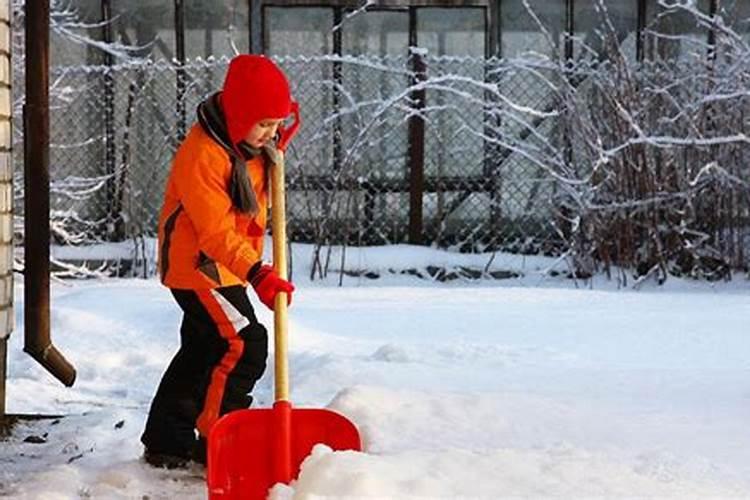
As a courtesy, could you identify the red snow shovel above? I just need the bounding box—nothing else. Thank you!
[206,116,362,499]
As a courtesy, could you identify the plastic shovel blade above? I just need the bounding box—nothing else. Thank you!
[206,402,362,500]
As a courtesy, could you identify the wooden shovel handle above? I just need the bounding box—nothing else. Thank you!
[271,151,290,402]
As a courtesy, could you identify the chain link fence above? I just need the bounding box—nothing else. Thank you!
[13,52,750,279]
[18,54,560,249]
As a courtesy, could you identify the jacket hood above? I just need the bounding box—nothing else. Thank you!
[220,54,292,147]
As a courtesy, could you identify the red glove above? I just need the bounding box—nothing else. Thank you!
[248,263,294,311]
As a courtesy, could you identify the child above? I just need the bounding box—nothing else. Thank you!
[140,54,296,468]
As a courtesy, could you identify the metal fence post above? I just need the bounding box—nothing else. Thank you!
[174,0,186,141]
[563,0,574,171]
[408,10,426,245]
[333,7,343,173]
[636,0,647,62]
[101,0,122,240]
[707,0,718,62]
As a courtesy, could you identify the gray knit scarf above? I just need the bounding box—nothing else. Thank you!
[196,92,272,215]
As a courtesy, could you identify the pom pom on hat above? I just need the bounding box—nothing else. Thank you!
[220,54,292,147]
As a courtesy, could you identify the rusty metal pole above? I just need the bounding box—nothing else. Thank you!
[23,0,76,387]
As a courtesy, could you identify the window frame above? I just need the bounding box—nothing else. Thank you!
[254,0,495,56]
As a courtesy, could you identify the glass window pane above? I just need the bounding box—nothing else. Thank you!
[264,7,333,56]
[574,0,639,62]
[339,11,410,179]
[418,8,486,228]
[50,0,104,66]
[264,8,335,190]
[646,1,711,60]
[498,0,564,228]
[112,0,174,61]
[501,0,565,59]
[417,8,485,57]
[61,0,101,21]
[185,0,248,60]
[342,10,408,56]
[50,28,96,67]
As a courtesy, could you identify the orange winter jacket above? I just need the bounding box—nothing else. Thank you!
[157,123,268,289]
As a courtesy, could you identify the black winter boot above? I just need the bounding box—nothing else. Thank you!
[191,436,207,465]
[142,448,191,470]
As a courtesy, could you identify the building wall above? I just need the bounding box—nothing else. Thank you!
[0,0,12,414]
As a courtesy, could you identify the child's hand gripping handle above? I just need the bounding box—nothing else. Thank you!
[277,101,300,152]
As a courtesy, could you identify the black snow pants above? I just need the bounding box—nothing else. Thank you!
[140,285,268,458]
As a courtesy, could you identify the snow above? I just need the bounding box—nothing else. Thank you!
[2,243,750,499]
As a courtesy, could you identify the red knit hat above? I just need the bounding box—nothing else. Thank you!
[220,54,292,147]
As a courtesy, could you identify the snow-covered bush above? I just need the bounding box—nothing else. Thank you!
[525,1,750,283]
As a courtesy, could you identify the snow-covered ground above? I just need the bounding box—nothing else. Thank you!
[2,244,750,499]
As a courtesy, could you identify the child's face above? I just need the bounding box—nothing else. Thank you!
[244,118,285,148]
